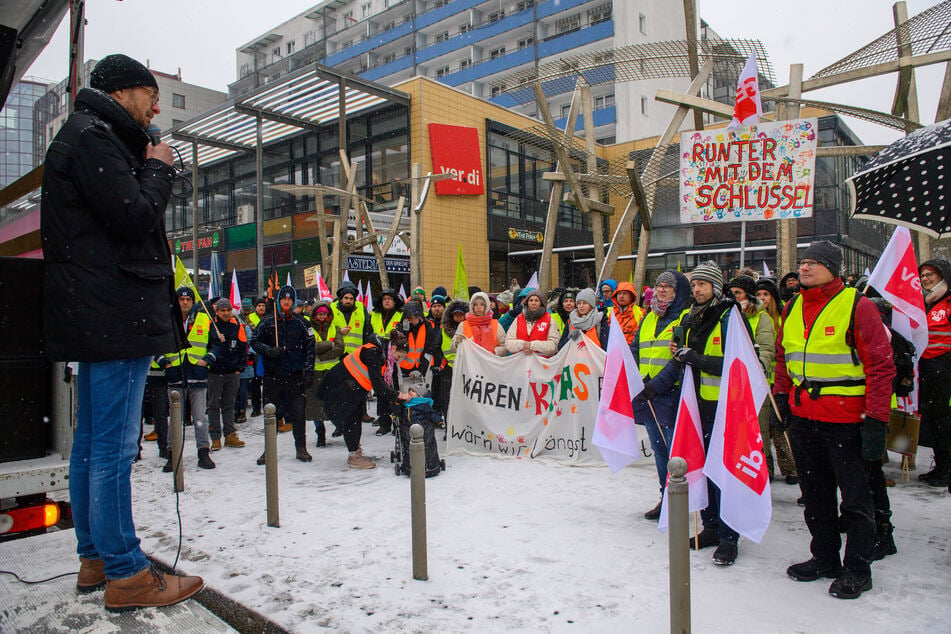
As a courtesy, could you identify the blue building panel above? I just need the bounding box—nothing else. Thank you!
[416,10,534,64]
[537,20,614,58]
[443,48,534,85]
[415,0,490,29]
[325,21,415,66]
[536,0,600,19]
[362,55,415,81]
[554,105,616,130]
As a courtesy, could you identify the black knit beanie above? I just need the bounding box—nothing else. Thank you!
[728,275,757,298]
[90,54,158,93]
[801,240,842,277]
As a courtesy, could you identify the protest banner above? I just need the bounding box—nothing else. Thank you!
[679,118,818,224]
[446,338,606,464]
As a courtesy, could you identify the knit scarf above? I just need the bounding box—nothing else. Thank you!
[465,313,497,351]
[926,280,948,306]
[650,295,673,317]
[384,345,398,386]
[569,307,601,333]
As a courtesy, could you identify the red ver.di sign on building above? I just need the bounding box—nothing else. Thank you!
[429,123,484,195]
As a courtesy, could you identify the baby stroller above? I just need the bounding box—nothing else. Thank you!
[389,383,446,478]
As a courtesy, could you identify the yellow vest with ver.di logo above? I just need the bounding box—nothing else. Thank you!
[781,288,865,399]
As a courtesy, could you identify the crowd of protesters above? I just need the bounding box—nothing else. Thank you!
[138,240,951,601]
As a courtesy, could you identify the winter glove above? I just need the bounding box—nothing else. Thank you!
[773,394,791,430]
[860,417,889,462]
[263,347,285,361]
[634,385,658,402]
[569,329,583,341]
[157,357,171,370]
[674,347,700,366]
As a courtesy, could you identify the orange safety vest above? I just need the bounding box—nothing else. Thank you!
[399,326,426,370]
[342,344,383,391]
[583,325,600,346]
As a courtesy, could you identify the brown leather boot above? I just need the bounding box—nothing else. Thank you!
[76,557,106,593]
[104,565,203,613]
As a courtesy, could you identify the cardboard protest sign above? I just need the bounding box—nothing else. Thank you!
[680,118,818,224]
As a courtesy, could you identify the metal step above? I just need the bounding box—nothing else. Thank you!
[0,529,235,632]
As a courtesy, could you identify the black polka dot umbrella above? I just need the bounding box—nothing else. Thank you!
[848,118,951,237]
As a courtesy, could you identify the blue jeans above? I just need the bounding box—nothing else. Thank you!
[71,357,152,579]
[640,408,675,492]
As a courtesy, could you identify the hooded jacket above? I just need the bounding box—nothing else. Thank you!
[612,282,646,345]
[499,287,533,331]
[41,88,181,361]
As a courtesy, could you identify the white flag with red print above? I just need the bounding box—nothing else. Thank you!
[658,369,708,532]
[592,313,645,473]
[868,226,927,412]
[365,285,375,311]
[229,269,242,310]
[316,270,333,301]
[728,52,763,130]
[703,307,772,543]
[356,279,366,304]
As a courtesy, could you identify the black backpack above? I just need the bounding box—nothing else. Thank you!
[886,327,916,397]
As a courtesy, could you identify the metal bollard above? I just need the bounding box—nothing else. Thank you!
[667,457,690,634]
[409,423,428,580]
[263,403,279,528]
[169,390,184,493]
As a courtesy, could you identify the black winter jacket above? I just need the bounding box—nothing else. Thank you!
[252,311,315,377]
[41,88,181,361]
[209,317,248,373]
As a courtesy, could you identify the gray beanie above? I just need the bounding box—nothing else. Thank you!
[690,261,724,293]
[801,240,842,277]
[575,287,598,308]
[655,271,677,288]
[214,298,232,311]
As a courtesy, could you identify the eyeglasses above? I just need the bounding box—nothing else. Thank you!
[142,86,159,106]
[655,283,675,291]
[921,271,938,279]
[799,259,820,269]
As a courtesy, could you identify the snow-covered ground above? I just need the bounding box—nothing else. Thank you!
[112,414,951,632]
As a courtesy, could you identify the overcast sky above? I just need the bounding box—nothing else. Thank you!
[24,0,944,145]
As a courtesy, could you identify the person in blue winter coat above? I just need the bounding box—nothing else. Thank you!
[631,270,692,520]
[597,279,618,312]
[499,287,535,332]
[399,385,444,478]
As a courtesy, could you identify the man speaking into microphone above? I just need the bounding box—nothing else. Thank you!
[41,54,203,612]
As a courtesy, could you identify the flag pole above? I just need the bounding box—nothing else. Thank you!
[646,400,670,451]
[694,513,700,551]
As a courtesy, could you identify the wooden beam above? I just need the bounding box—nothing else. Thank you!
[580,83,606,276]
[564,195,615,215]
[936,61,951,121]
[0,164,43,208]
[602,60,712,289]
[891,2,919,122]
[535,80,582,292]
[542,172,626,184]
[816,145,887,157]
[761,50,951,98]
[683,0,704,130]
[654,89,733,118]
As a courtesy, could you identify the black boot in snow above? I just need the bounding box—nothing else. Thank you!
[197,448,216,470]
[872,522,897,560]
[375,419,392,436]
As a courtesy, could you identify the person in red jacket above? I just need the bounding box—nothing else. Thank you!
[773,241,895,600]
[917,259,951,487]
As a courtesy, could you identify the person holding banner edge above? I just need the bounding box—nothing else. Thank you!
[670,261,747,566]
[631,270,691,520]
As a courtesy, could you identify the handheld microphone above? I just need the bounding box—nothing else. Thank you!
[146,123,162,146]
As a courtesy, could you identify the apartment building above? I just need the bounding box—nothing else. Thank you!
[230,0,699,145]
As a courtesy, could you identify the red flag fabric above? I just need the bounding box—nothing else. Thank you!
[702,307,772,543]
[592,313,645,473]
[229,269,242,310]
[658,369,708,532]
[728,53,762,130]
[266,259,279,300]
[868,226,927,412]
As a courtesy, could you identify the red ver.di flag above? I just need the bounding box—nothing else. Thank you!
[703,307,772,542]
[658,369,708,533]
[728,52,762,130]
[592,314,645,472]
[868,225,928,411]
[429,123,485,195]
